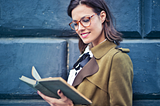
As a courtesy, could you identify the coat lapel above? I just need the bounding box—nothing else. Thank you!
[72,57,99,87]
[72,41,116,87]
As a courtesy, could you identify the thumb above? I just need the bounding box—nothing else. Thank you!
[57,90,68,101]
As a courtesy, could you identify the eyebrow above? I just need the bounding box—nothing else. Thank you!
[72,15,90,22]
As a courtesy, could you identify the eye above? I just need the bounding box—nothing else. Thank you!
[73,22,78,26]
[82,17,90,23]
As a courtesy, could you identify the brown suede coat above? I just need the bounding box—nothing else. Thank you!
[73,41,133,106]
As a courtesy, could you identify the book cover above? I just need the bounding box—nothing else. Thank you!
[19,66,92,105]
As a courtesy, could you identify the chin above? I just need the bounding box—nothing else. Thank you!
[82,39,91,44]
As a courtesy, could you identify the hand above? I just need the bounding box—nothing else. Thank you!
[37,90,74,106]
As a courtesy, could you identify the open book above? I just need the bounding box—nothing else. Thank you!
[19,66,92,105]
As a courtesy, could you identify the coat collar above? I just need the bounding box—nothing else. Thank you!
[91,40,117,59]
[72,40,117,87]
[72,57,99,87]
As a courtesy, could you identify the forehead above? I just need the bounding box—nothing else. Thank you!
[71,4,94,20]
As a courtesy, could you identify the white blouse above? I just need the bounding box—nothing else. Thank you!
[67,39,106,85]
[67,45,93,85]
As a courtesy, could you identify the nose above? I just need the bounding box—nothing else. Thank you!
[77,22,85,31]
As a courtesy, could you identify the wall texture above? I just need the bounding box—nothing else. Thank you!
[0,0,160,105]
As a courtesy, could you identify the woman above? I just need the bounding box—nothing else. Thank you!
[37,0,133,106]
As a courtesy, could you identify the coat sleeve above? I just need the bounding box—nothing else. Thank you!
[108,51,133,106]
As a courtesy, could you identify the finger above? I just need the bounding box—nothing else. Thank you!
[37,90,68,105]
[37,91,57,104]
[57,90,68,102]
[37,90,73,105]
[37,90,52,100]
[57,90,73,105]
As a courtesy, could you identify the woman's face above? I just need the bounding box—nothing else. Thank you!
[71,4,106,46]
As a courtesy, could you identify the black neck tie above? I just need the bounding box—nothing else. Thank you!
[73,52,91,70]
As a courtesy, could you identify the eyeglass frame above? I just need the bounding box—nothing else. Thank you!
[69,13,98,31]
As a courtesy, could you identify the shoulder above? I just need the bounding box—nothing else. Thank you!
[104,46,130,59]
[115,46,130,53]
[110,47,133,80]
[112,47,132,66]
[111,47,133,71]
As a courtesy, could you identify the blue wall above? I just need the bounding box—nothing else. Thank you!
[0,0,160,105]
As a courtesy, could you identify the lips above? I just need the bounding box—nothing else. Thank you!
[81,32,90,38]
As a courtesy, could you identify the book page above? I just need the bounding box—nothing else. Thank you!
[32,66,41,80]
[19,76,36,85]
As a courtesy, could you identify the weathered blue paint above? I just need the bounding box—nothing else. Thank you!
[143,0,160,38]
[105,0,141,38]
[0,0,160,105]
[121,40,160,94]
[68,39,80,71]
[0,100,50,106]
[1,99,160,106]
[0,0,72,37]
[1,0,159,38]
[133,100,160,106]
[0,38,67,95]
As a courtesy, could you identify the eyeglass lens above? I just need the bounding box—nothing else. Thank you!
[70,16,91,30]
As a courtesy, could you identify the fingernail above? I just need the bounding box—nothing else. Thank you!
[59,90,61,94]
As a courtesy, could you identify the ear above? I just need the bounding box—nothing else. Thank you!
[99,10,106,24]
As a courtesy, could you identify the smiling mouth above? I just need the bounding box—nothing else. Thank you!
[81,32,90,38]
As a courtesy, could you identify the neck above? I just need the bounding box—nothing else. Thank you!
[92,29,106,46]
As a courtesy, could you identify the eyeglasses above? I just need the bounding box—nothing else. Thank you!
[69,13,97,31]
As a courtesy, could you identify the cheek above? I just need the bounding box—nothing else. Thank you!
[92,17,102,28]
[76,31,81,37]
[91,20,103,33]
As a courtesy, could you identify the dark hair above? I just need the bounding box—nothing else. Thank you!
[67,0,122,54]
